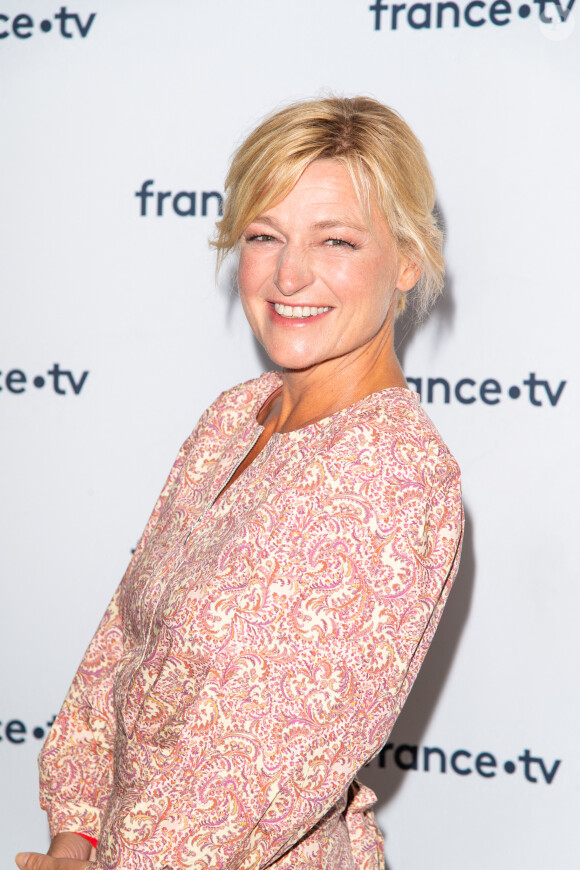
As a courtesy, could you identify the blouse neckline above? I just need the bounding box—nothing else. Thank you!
[251,371,420,441]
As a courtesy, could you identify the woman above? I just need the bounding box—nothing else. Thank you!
[17,96,463,870]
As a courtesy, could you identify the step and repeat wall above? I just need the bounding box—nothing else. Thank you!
[1,2,578,867]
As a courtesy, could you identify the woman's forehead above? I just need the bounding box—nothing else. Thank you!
[254,159,387,234]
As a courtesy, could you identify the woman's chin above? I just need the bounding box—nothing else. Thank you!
[260,341,323,373]
[266,352,324,374]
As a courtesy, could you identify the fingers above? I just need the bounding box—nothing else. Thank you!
[15,854,94,870]
[48,832,93,860]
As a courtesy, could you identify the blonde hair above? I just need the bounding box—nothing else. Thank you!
[213,96,444,318]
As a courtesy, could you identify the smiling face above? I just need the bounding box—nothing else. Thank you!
[237,159,419,376]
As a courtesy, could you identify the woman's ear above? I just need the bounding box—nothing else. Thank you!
[396,257,422,294]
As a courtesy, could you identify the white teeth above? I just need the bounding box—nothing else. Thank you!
[274,303,331,319]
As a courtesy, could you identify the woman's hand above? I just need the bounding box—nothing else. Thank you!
[16,832,96,870]
[15,858,93,870]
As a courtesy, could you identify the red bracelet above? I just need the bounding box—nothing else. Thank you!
[74,832,98,849]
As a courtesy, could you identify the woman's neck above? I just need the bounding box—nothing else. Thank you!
[259,341,407,435]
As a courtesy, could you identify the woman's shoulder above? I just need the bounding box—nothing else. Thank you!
[189,371,280,435]
[375,388,454,452]
[325,388,460,488]
[208,371,282,416]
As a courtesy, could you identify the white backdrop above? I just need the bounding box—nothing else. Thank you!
[1,1,579,867]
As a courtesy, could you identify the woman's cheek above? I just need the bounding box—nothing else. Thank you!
[238,250,265,298]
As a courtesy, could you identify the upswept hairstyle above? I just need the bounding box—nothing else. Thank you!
[213,96,444,318]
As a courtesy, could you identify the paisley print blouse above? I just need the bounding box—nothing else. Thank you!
[39,372,463,870]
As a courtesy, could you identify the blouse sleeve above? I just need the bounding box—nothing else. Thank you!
[95,450,463,870]
[38,433,195,841]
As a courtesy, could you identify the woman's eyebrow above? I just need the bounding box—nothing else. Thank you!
[249,216,367,232]
[249,215,277,227]
[313,218,367,232]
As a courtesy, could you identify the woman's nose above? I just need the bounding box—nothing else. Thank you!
[274,246,313,296]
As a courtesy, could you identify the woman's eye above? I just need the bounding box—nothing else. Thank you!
[325,238,355,248]
[246,233,276,243]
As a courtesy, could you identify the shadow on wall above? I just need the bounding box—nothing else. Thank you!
[358,505,476,870]
[395,201,456,361]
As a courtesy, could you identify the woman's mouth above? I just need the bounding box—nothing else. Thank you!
[273,303,332,319]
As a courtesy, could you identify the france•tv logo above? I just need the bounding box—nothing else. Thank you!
[368,0,576,30]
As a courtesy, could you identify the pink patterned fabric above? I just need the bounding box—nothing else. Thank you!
[39,372,463,870]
